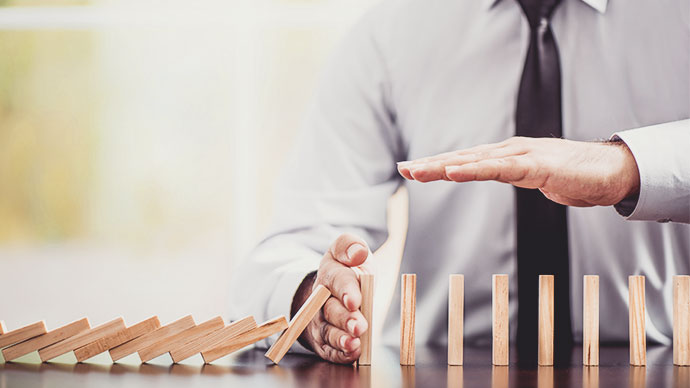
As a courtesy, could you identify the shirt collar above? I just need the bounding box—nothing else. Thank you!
[483,0,608,14]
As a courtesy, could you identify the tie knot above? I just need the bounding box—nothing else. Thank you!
[516,0,562,28]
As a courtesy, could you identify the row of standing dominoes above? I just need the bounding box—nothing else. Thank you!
[400,274,690,367]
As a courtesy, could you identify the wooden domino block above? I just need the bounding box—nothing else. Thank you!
[73,316,160,362]
[674,275,690,366]
[400,273,416,366]
[109,315,195,362]
[538,275,554,366]
[170,316,256,363]
[492,274,509,366]
[0,320,6,335]
[628,275,646,366]
[0,321,47,349]
[203,316,288,363]
[3,318,90,361]
[139,316,224,363]
[358,273,374,366]
[39,317,125,361]
[583,275,599,366]
[266,284,332,364]
[448,274,464,366]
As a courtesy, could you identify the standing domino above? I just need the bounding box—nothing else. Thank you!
[538,275,554,366]
[448,274,464,366]
[583,275,599,366]
[629,276,646,366]
[358,274,374,366]
[674,275,690,366]
[400,274,416,366]
[492,274,509,366]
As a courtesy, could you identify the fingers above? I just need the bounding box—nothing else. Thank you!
[321,323,361,355]
[327,233,370,267]
[317,262,362,311]
[318,234,368,312]
[443,157,534,185]
[304,317,360,364]
[398,139,525,183]
[323,297,368,337]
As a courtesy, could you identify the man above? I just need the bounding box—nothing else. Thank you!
[230,0,689,364]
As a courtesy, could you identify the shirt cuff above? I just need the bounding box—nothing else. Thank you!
[611,120,690,223]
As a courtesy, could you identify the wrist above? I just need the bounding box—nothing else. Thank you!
[606,139,641,202]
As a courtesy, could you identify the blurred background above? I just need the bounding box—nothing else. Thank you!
[0,0,407,357]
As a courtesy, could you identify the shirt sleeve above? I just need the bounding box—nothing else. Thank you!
[611,119,690,223]
[228,6,402,353]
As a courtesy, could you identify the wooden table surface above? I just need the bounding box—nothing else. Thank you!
[1,345,688,388]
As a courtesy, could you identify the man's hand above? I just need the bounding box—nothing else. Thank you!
[397,137,641,207]
[293,233,371,364]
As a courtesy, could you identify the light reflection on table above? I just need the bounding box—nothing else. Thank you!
[0,345,688,388]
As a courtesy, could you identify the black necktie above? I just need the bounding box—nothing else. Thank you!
[514,0,573,364]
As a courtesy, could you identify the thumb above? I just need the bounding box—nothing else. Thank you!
[329,233,370,267]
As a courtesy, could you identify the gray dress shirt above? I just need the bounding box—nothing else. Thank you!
[230,0,690,350]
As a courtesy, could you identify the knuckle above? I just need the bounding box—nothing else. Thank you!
[317,268,336,286]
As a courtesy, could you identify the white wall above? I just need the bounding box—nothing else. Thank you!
[0,0,405,359]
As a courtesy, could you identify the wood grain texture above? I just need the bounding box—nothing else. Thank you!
[400,274,416,366]
[39,318,125,361]
[139,316,224,363]
[109,315,195,362]
[628,276,646,366]
[3,318,90,361]
[170,316,256,363]
[358,274,374,366]
[265,285,331,364]
[538,275,554,366]
[583,275,599,366]
[492,274,509,366]
[674,275,690,366]
[73,316,160,362]
[448,274,464,366]
[204,316,288,364]
[0,321,47,349]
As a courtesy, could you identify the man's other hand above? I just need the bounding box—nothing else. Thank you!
[397,137,641,207]
[294,233,370,364]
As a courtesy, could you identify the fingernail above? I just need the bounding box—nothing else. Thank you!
[351,338,361,349]
[397,161,411,166]
[346,244,364,261]
[343,294,350,309]
[339,335,348,349]
[347,319,357,335]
